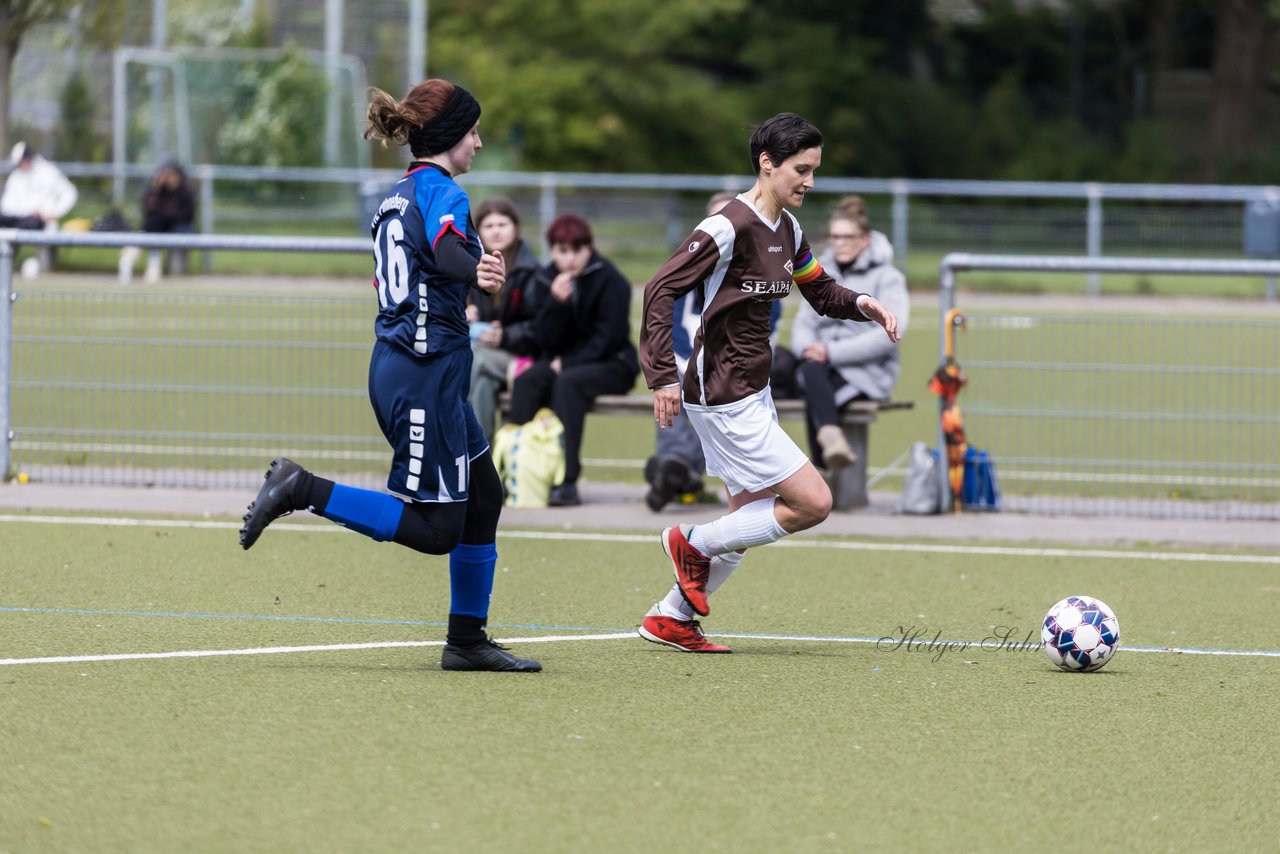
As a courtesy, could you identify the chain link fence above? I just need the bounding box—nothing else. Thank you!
[938,255,1280,520]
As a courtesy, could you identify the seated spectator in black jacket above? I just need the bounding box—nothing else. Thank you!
[119,160,196,284]
[503,213,640,506]
[467,196,550,439]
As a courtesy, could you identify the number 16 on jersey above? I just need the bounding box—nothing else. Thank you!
[373,218,412,309]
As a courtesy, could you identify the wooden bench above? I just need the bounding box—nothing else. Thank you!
[498,392,913,510]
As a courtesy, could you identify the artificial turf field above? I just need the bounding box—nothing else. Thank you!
[2,513,1278,852]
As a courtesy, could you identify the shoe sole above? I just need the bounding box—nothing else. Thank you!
[824,451,855,469]
[661,526,710,616]
[239,458,297,550]
[637,626,731,653]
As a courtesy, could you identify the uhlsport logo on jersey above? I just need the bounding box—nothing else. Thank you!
[688,240,700,253]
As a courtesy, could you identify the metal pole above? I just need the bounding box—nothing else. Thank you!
[112,50,127,203]
[408,0,426,89]
[538,174,557,254]
[173,57,192,167]
[0,236,13,480]
[200,168,215,273]
[937,259,957,512]
[324,0,343,166]
[891,179,909,269]
[151,0,167,161]
[1086,183,1102,296]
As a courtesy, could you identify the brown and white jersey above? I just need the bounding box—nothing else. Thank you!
[640,196,872,407]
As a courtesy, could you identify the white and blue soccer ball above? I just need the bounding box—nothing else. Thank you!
[1042,596,1120,672]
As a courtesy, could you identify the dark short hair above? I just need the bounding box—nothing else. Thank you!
[546,212,593,249]
[475,196,522,232]
[749,113,823,175]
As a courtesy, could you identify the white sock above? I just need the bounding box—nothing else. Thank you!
[657,588,694,621]
[689,497,786,556]
[707,549,745,594]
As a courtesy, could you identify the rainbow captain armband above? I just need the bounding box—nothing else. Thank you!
[793,250,822,284]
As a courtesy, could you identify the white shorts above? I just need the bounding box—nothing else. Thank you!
[685,387,809,496]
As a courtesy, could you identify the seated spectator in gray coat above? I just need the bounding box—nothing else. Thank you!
[790,208,910,471]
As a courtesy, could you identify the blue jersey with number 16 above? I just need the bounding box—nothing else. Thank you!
[370,163,480,358]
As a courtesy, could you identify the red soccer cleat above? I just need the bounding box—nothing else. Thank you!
[662,525,711,616]
[639,609,731,653]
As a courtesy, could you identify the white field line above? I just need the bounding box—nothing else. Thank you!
[2,514,1279,565]
[0,633,635,666]
[1,632,1275,667]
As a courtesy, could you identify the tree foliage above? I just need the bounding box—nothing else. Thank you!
[419,0,1280,182]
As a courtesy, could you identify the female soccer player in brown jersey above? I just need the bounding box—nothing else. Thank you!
[637,113,900,652]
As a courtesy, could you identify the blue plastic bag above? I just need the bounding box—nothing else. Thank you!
[961,447,1001,511]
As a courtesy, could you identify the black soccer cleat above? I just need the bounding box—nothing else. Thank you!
[441,639,543,672]
[239,457,304,550]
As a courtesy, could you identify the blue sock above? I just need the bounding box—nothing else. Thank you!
[322,484,405,542]
[449,542,496,618]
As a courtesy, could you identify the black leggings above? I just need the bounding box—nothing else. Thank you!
[391,451,503,554]
[798,361,868,467]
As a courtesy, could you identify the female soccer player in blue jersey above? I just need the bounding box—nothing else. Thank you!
[239,79,540,673]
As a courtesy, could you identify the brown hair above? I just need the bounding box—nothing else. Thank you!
[475,196,522,233]
[363,80,457,151]
[836,194,868,217]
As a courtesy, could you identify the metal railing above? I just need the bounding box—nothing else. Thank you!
[937,254,1280,519]
[0,229,371,486]
[6,162,1280,297]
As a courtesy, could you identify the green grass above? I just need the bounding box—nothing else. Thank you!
[1,515,1278,851]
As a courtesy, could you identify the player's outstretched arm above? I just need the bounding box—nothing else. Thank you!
[857,295,900,342]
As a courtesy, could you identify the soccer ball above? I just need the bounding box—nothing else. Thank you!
[1041,596,1120,672]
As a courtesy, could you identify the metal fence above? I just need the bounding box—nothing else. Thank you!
[3,231,1279,523]
[937,255,1280,520]
[0,229,385,491]
[6,162,1280,298]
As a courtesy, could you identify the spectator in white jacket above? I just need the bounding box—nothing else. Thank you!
[790,206,909,471]
[0,143,77,230]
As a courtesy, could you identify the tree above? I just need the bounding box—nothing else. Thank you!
[0,0,126,155]
[427,0,755,172]
[1204,0,1280,179]
[0,0,75,152]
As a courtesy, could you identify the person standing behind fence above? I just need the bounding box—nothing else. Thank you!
[637,113,899,653]
[238,78,541,673]
[119,160,196,284]
[466,196,550,439]
[502,213,640,507]
[791,206,909,472]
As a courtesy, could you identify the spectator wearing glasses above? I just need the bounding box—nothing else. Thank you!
[790,205,909,472]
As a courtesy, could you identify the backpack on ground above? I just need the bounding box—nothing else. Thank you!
[491,408,566,508]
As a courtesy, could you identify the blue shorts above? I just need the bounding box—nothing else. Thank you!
[368,340,488,503]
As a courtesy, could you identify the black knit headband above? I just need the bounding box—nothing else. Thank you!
[409,85,481,157]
